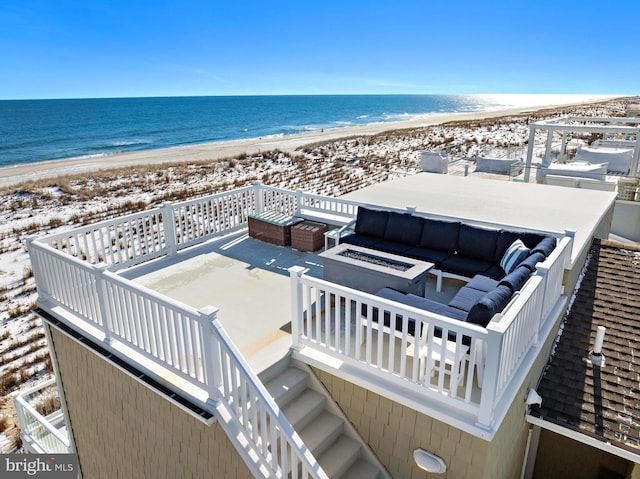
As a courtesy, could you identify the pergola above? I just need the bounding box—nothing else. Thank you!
[523,116,640,182]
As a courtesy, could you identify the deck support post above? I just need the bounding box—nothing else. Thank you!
[160,202,178,256]
[200,305,222,405]
[289,266,306,350]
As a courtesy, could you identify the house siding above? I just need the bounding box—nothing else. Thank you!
[312,366,490,479]
[47,325,253,479]
[533,429,630,479]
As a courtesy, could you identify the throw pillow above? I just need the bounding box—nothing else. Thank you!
[500,239,530,274]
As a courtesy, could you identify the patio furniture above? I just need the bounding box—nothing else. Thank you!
[407,337,469,387]
[337,206,557,291]
[248,211,302,246]
[291,220,326,252]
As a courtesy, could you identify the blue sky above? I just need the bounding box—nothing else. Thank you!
[2,0,639,99]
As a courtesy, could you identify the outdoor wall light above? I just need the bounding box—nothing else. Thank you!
[413,448,447,474]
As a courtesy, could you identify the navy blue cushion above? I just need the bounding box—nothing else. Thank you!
[519,252,546,272]
[498,266,531,292]
[340,233,382,248]
[448,286,485,312]
[496,230,546,260]
[373,289,467,334]
[441,255,493,278]
[466,274,499,292]
[404,247,452,267]
[482,264,506,281]
[531,236,557,257]
[354,207,389,238]
[458,224,499,262]
[416,300,468,322]
[467,285,513,327]
[383,213,423,245]
[373,240,413,255]
[419,219,460,253]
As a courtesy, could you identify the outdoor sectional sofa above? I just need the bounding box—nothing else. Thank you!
[338,206,558,330]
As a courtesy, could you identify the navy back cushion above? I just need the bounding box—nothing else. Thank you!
[467,285,513,327]
[458,224,499,262]
[384,213,424,245]
[519,252,547,272]
[354,207,389,238]
[419,219,460,253]
[496,230,546,260]
[530,236,557,257]
[498,266,531,292]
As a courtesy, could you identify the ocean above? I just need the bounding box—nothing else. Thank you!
[0,94,609,169]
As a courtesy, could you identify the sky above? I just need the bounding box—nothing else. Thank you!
[2,0,639,100]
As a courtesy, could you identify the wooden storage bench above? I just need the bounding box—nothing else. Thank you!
[291,220,327,252]
[248,211,302,246]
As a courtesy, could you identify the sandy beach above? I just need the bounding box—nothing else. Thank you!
[0,99,622,190]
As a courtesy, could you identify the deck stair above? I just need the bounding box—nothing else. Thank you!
[262,363,389,479]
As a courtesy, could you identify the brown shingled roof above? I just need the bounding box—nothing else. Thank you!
[532,239,640,452]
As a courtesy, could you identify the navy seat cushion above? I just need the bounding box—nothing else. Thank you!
[498,266,531,292]
[483,264,507,281]
[496,230,546,260]
[448,286,485,312]
[383,213,424,245]
[458,224,499,262]
[354,207,389,239]
[467,285,513,327]
[373,288,467,335]
[419,219,460,253]
[404,247,452,268]
[531,236,557,257]
[466,274,500,292]
[441,255,493,278]
[340,233,382,248]
[373,240,413,255]
[519,252,547,272]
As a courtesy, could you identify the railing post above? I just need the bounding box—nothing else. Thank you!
[26,236,50,304]
[253,181,264,214]
[161,202,178,256]
[477,325,503,428]
[563,229,576,270]
[11,390,28,440]
[289,266,306,350]
[94,263,114,346]
[295,189,303,216]
[534,264,555,345]
[199,305,222,406]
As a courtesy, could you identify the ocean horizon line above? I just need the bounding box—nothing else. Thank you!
[0,92,623,102]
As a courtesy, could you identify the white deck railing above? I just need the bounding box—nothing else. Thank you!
[12,378,71,454]
[28,241,328,479]
[289,234,572,428]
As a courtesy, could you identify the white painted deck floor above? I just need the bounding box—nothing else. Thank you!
[124,230,462,374]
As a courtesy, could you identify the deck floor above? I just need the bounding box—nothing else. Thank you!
[124,230,462,374]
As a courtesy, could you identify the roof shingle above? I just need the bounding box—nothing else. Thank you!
[532,239,640,451]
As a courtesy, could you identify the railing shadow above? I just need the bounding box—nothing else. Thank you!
[120,229,325,281]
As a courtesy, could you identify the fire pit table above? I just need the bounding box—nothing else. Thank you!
[319,244,434,296]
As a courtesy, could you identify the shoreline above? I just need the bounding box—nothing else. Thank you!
[0,98,624,189]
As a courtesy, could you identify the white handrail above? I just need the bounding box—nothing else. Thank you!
[13,379,71,452]
[30,233,327,477]
[211,320,329,479]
